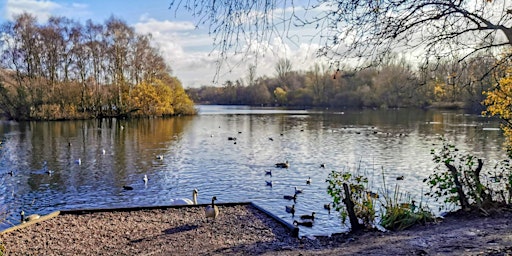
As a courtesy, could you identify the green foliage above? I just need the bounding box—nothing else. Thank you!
[424,138,511,211]
[327,170,376,228]
[379,184,435,231]
[327,165,436,231]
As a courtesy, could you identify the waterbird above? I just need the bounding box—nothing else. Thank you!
[20,210,40,223]
[170,189,198,205]
[294,186,303,195]
[324,203,331,213]
[293,220,313,227]
[75,158,81,165]
[275,161,289,168]
[156,155,164,160]
[205,196,219,222]
[283,194,297,202]
[306,177,311,185]
[123,185,134,190]
[266,180,273,187]
[396,176,404,180]
[300,212,316,221]
[285,204,295,216]
[143,174,148,184]
[265,170,272,177]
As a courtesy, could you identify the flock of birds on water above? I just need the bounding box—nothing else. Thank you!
[268,159,328,228]
[3,127,410,229]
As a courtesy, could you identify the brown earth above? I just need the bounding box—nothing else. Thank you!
[1,204,512,255]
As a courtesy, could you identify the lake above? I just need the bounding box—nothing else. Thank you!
[0,105,507,237]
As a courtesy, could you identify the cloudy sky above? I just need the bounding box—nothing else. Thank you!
[0,0,323,88]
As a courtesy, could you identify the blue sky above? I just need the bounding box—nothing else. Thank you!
[0,0,323,88]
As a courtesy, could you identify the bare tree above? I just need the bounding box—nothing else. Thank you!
[169,0,512,72]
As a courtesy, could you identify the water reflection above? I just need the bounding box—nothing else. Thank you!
[0,106,507,237]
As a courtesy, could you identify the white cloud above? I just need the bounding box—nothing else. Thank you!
[4,0,89,22]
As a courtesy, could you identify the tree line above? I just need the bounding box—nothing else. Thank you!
[0,13,196,121]
[186,55,499,112]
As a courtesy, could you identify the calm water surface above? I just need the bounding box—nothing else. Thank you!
[0,105,507,236]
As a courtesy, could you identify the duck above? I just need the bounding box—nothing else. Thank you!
[275,161,289,168]
[300,212,316,220]
[266,180,273,187]
[396,176,404,180]
[294,186,303,194]
[293,220,313,227]
[156,155,164,160]
[170,189,198,205]
[306,177,311,185]
[283,194,297,202]
[123,185,134,190]
[285,204,295,216]
[205,196,219,222]
[320,163,325,168]
[265,170,272,177]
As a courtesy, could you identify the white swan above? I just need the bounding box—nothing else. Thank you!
[170,189,198,205]
[205,196,219,222]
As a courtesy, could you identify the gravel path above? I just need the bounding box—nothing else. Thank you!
[2,204,512,255]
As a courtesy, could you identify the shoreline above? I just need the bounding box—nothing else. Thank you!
[2,203,512,255]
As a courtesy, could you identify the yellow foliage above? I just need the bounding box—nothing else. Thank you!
[433,82,446,100]
[482,70,512,145]
[127,76,196,117]
[274,87,287,105]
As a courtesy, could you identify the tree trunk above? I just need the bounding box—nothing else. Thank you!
[445,163,470,210]
[342,183,363,232]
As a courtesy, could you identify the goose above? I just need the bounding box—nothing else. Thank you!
[294,220,313,227]
[266,180,273,187]
[300,212,316,220]
[170,189,198,205]
[123,185,134,190]
[265,170,272,177]
[156,155,164,160]
[143,174,148,184]
[205,196,219,222]
[283,194,297,202]
[320,163,325,168]
[275,161,289,168]
[324,203,331,213]
[20,210,40,223]
[306,177,311,185]
[285,204,295,216]
[294,186,303,194]
[396,176,404,180]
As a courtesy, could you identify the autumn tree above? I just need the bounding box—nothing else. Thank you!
[0,13,196,120]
